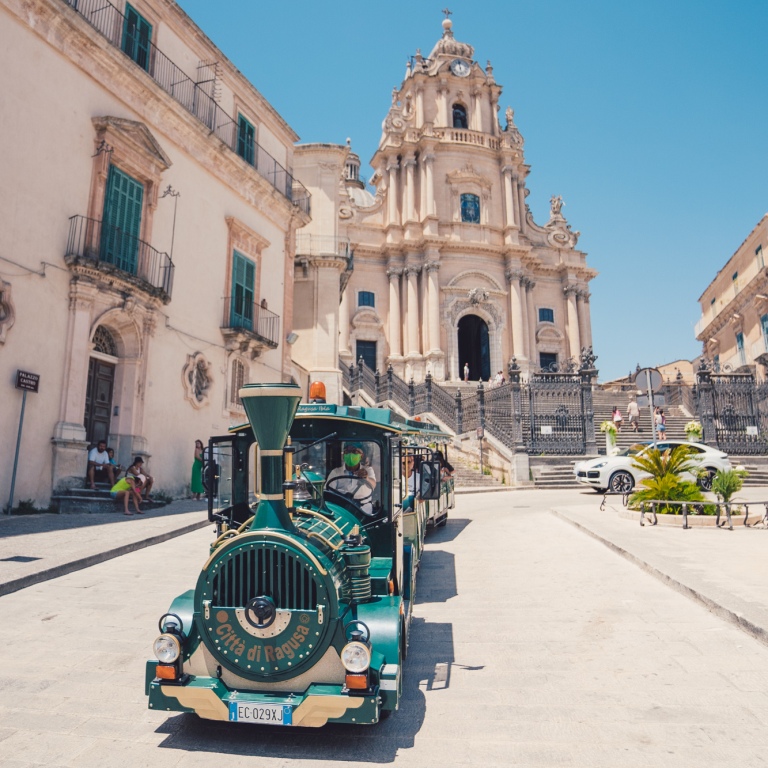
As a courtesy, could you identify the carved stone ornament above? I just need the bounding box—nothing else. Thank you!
[542,195,580,248]
[579,346,598,371]
[182,352,212,408]
[467,287,489,305]
[0,279,16,344]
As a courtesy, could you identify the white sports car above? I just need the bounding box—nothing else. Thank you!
[573,440,732,494]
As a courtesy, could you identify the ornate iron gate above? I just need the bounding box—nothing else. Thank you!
[696,362,768,454]
[526,371,586,454]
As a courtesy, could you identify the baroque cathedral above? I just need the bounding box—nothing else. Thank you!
[292,16,596,401]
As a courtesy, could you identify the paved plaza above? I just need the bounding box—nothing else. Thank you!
[0,489,767,766]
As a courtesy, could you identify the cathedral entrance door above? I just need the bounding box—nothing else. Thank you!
[457,315,491,381]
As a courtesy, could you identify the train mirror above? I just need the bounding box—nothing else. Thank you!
[419,461,442,500]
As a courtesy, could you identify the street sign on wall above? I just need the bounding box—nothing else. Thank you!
[15,370,40,393]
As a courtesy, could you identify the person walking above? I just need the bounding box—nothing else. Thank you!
[463,362,469,382]
[191,439,205,500]
[626,398,640,433]
[612,405,623,432]
[655,408,666,437]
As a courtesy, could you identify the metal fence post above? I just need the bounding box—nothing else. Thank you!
[374,368,381,404]
[478,381,486,431]
[387,364,394,402]
[408,378,415,417]
[508,358,525,452]
[696,362,717,447]
[579,347,598,455]
[455,389,463,434]
[425,372,432,415]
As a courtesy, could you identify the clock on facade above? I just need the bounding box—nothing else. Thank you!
[450,59,471,77]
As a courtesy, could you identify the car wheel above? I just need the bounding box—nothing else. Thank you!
[698,468,716,492]
[608,471,634,494]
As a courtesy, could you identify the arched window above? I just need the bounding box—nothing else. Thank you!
[92,325,117,356]
[460,193,480,224]
[452,104,468,129]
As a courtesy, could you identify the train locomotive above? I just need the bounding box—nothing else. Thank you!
[145,382,454,726]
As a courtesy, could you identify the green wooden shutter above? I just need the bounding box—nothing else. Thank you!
[102,165,143,274]
[123,4,152,72]
[237,115,255,165]
[231,251,255,329]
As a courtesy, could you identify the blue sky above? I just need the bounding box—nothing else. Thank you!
[176,0,768,382]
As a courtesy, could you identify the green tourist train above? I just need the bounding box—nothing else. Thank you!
[145,382,454,726]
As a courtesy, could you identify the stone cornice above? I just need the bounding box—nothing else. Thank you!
[696,270,768,340]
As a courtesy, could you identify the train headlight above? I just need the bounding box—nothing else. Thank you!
[341,640,371,673]
[154,633,181,663]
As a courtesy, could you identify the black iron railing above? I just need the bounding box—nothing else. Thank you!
[62,0,310,215]
[222,298,280,347]
[66,215,174,297]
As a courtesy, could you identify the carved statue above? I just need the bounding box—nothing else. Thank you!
[550,194,564,217]
[505,106,514,129]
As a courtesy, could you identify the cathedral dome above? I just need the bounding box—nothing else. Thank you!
[428,18,474,62]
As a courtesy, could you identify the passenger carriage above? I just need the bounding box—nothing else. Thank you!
[145,383,454,726]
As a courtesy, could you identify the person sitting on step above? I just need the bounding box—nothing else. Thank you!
[87,440,115,490]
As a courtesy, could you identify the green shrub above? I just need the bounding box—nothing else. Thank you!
[710,468,748,503]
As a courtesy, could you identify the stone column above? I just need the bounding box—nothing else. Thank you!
[505,268,526,360]
[387,159,399,226]
[517,181,526,232]
[437,82,449,126]
[339,285,351,356]
[564,285,581,359]
[387,267,403,358]
[405,265,421,356]
[525,278,537,366]
[426,261,441,353]
[471,86,482,132]
[577,289,592,349]
[415,86,424,125]
[424,154,436,216]
[404,155,416,223]
[502,166,517,229]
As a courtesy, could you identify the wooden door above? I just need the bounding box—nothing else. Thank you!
[84,358,115,445]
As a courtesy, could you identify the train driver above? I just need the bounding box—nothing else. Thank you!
[325,442,377,515]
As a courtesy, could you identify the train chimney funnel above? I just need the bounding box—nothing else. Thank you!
[238,383,302,530]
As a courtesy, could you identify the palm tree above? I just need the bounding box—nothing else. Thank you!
[629,445,704,513]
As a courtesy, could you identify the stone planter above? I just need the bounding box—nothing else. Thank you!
[685,432,702,443]
[605,432,618,456]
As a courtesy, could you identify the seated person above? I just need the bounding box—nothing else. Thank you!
[87,440,115,489]
[435,449,454,480]
[126,456,154,501]
[401,455,421,512]
[325,442,377,515]
[107,447,122,476]
[111,474,143,515]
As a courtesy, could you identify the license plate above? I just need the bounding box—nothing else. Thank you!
[229,702,292,725]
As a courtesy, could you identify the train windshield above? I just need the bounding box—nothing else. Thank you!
[294,438,382,516]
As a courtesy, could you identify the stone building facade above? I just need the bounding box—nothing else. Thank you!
[294,18,596,391]
[0,0,309,505]
[696,213,768,373]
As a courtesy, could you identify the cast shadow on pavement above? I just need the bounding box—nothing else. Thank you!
[153,659,428,761]
[427,516,471,543]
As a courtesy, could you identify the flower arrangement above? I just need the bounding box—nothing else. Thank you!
[684,420,703,440]
[600,420,617,435]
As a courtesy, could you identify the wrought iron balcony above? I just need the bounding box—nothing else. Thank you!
[61,0,310,216]
[65,215,174,300]
[221,297,280,356]
[295,234,351,260]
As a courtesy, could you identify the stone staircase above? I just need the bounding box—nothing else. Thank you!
[450,452,503,492]
[592,391,689,452]
[532,464,580,489]
[51,483,169,514]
